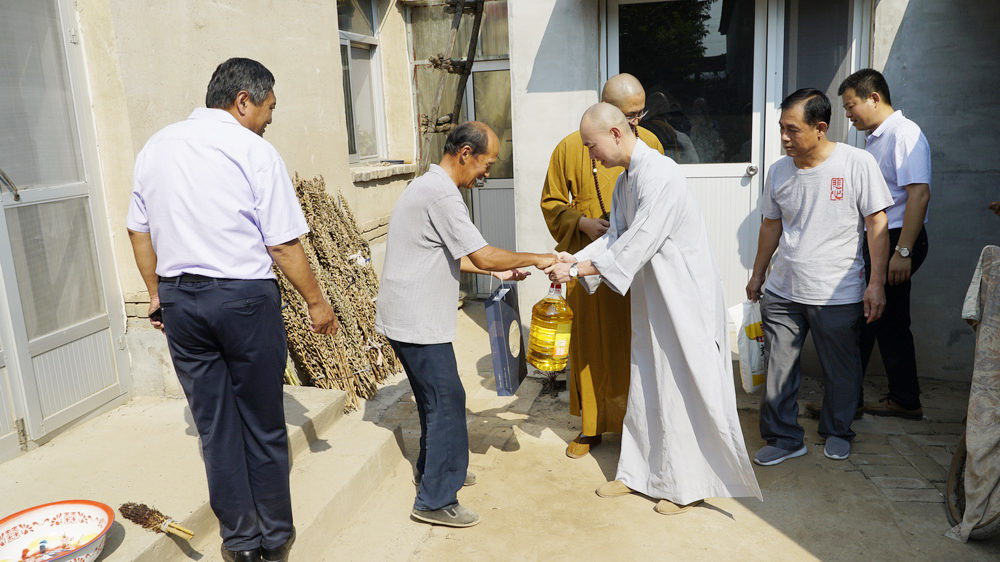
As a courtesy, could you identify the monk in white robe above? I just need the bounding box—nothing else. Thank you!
[547,103,761,514]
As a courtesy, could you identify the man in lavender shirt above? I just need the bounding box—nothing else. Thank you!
[127,58,337,562]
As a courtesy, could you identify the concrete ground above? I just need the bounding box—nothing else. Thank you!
[324,302,1000,561]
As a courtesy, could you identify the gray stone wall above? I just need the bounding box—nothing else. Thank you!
[868,0,1000,381]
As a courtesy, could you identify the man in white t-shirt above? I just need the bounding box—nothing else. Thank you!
[834,69,932,420]
[747,89,893,465]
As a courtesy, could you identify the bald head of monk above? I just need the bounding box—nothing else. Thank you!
[580,102,636,169]
[601,73,647,131]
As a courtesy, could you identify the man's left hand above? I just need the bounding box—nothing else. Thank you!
[493,268,530,282]
[888,253,912,286]
[545,262,573,283]
[863,283,885,324]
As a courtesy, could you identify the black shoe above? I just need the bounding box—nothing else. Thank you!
[221,545,261,562]
[262,529,296,562]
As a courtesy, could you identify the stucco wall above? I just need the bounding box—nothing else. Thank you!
[73,0,415,395]
[508,0,601,320]
[867,0,1000,381]
[93,0,414,304]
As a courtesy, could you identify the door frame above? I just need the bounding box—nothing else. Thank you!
[0,0,130,447]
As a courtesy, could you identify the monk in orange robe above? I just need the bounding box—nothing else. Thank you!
[540,74,664,458]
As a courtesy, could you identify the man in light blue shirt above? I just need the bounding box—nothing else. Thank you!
[838,69,932,420]
[127,58,337,562]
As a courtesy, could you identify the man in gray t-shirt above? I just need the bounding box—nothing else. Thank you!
[747,89,893,467]
[375,122,555,528]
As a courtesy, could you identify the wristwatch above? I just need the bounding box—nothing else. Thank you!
[568,263,579,279]
[894,245,912,258]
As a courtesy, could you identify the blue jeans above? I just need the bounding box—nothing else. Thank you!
[388,339,469,511]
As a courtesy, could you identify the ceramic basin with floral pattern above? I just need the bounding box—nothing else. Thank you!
[0,500,113,562]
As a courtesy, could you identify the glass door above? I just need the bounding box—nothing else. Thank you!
[607,0,769,307]
[0,0,128,451]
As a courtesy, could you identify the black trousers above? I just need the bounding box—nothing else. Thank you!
[860,227,929,410]
[159,277,292,551]
[388,339,469,511]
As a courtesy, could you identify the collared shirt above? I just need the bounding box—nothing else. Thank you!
[760,143,894,305]
[126,108,308,279]
[375,164,488,344]
[864,110,932,230]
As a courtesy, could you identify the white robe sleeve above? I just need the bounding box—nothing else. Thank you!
[573,175,628,294]
[584,162,686,295]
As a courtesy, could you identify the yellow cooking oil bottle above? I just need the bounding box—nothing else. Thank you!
[527,283,574,371]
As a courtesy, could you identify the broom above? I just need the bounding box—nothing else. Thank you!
[119,502,194,540]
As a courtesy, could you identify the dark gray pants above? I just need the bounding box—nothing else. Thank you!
[759,290,864,450]
[388,339,468,511]
[160,277,292,551]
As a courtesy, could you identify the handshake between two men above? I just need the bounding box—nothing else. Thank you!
[469,251,584,285]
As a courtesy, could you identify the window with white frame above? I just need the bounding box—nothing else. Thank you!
[339,0,383,162]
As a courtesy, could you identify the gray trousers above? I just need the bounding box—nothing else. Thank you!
[759,290,864,450]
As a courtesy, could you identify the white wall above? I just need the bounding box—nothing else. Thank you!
[508,0,601,318]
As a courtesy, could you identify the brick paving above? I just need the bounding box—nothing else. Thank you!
[735,373,970,506]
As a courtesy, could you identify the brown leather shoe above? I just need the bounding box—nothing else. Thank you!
[864,397,923,420]
[654,499,704,515]
[566,434,602,459]
[596,480,632,498]
[803,401,863,420]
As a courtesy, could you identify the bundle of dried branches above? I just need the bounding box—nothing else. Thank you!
[275,174,400,410]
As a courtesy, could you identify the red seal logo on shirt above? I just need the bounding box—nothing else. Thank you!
[830,178,845,201]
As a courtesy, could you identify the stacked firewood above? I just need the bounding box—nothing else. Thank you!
[274,174,400,410]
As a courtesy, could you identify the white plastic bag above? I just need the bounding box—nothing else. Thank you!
[729,301,766,394]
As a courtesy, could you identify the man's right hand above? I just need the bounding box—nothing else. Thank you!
[307,301,339,335]
[578,217,610,241]
[535,253,558,270]
[746,275,765,302]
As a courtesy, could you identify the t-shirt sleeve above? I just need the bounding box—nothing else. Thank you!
[856,151,894,216]
[895,131,932,187]
[428,193,488,260]
[759,163,781,220]
[255,155,310,246]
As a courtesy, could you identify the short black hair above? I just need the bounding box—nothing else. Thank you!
[838,68,892,106]
[443,122,490,156]
[205,58,275,109]
[780,88,831,127]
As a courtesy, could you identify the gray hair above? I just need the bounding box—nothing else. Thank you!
[205,58,275,109]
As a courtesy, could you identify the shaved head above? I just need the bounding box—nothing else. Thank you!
[601,73,645,109]
[581,102,632,135]
[579,102,635,169]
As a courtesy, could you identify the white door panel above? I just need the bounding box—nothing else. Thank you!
[607,0,768,307]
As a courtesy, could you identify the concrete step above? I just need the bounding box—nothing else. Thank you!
[0,385,347,562]
[124,385,349,561]
[171,412,405,561]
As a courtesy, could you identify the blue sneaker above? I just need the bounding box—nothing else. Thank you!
[823,436,851,460]
[754,444,808,466]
